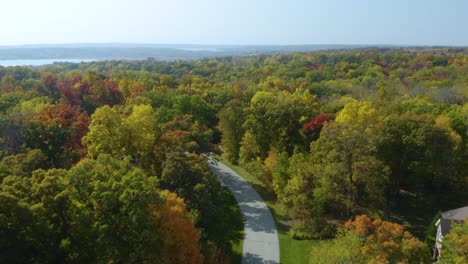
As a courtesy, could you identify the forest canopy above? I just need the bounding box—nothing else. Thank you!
[0,47,467,262]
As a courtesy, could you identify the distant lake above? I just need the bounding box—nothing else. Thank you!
[179,48,220,52]
[0,59,97,67]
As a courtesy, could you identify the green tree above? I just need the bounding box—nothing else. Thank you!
[313,101,387,216]
[0,181,37,263]
[67,155,163,263]
[280,153,315,221]
[0,154,208,263]
[264,148,290,196]
[244,90,316,158]
[173,94,215,126]
[239,131,261,165]
[0,149,46,180]
[432,115,462,191]
[217,99,246,163]
[23,121,70,168]
[440,219,468,264]
[379,113,462,196]
[160,152,244,256]
[309,230,369,264]
[312,120,389,216]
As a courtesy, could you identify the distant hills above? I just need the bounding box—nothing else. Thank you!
[0,44,371,61]
[0,43,462,61]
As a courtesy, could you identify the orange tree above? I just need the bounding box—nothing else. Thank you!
[345,215,430,263]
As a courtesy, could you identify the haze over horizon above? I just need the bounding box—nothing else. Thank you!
[1,0,467,47]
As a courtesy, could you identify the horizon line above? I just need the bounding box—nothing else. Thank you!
[0,42,467,48]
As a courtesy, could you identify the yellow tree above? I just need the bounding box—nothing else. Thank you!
[120,104,156,168]
[82,105,123,158]
[83,104,156,170]
[335,100,381,131]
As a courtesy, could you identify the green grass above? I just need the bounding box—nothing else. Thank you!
[218,157,319,264]
[279,233,318,264]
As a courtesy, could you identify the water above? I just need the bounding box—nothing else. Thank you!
[179,48,221,52]
[0,59,97,67]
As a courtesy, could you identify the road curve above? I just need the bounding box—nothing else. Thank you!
[209,158,280,264]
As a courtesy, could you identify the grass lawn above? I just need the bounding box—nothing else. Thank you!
[279,232,318,264]
[218,157,319,264]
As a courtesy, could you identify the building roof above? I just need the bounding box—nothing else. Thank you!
[440,205,468,236]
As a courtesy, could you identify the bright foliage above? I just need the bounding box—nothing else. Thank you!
[153,190,204,264]
[345,215,430,263]
[0,48,466,262]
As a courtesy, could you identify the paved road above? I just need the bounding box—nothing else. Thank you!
[209,158,280,264]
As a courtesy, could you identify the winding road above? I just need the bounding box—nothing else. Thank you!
[209,158,280,264]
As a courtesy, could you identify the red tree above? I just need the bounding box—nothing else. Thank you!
[30,104,90,154]
[303,114,331,134]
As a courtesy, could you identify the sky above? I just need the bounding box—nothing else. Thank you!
[0,0,467,46]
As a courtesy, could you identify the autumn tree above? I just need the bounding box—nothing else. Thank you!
[303,113,331,143]
[23,104,90,168]
[81,72,122,113]
[83,105,123,157]
[345,215,430,263]
[57,72,122,113]
[40,73,60,102]
[83,104,156,170]
[158,114,214,155]
[152,190,204,264]
[120,104,157,168]
[31,104,90,154]
[0,48,467,262]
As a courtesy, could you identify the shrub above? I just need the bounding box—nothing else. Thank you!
[290,217,336,240]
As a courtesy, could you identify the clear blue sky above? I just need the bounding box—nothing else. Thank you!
[1,0,467,46]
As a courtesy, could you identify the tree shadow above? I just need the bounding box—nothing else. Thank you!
[210,165,278,234]
[242,252,279,264]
